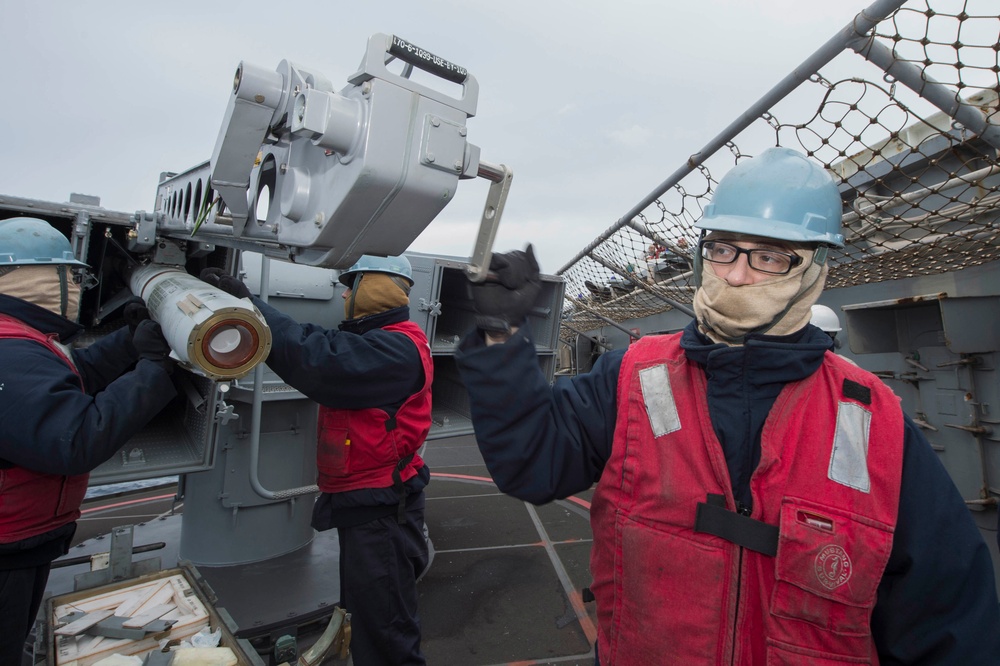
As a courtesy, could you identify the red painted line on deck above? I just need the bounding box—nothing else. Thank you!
[431,472,495,483]
[567,587,599,645]
[431,472,591,510]
[80,476,591,515]
[80,493,176,515]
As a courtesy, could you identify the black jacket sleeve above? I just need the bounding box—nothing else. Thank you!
[455,327,619,504]
[871,416,1000,663]
[0,338,176,475]
[70,326,139,392]
[253,298,422,410]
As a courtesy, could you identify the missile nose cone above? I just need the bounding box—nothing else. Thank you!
[129,264,272,380]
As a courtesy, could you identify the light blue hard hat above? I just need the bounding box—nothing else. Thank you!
[0,217,88,267]
[696,147,845,248]
[338,254,413,287]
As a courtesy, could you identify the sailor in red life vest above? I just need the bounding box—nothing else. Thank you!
[454,148,1000,664]
[0,217,177,665]
[202,254,432,666]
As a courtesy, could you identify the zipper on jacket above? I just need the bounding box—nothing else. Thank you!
[729,545,745,665]
[729,496,750,664]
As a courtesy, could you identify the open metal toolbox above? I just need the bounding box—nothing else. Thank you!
[43,559,264,666]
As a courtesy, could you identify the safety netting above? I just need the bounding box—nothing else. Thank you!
[558,0,1000,343]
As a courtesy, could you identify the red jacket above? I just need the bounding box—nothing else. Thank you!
[316,321,432,493]
[0,314,88,543]
[590,333,904,664]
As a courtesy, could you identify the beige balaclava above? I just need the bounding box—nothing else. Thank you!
[693,233,828,345]
[344,272,410,320]
[0,264,82,321]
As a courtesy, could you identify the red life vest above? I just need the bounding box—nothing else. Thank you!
[590,333,903,665]
[315,320,432,493]
[0,314,89,544]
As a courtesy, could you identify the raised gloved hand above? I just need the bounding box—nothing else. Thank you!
[132,319,174,373]
[122,296,150,336]
[199,267,251,299]
[470,244,542,336]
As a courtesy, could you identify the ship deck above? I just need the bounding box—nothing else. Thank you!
[44,434,598,666]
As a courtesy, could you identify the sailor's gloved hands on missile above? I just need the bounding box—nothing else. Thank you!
[123,297,171,372]
[132,319,175,374]
[122,296,150,335]
[199,267,251,300]
[470,244,541,341]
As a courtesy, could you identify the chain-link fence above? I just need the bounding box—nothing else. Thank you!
[558,0,1000,346]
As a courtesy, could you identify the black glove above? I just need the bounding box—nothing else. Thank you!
[122,296,150,336]
[470,244,542,335]
[133,319,174,373]
[199,267,251,299]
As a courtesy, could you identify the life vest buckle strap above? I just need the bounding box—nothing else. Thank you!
[385,413,398,432]
[694,497,779,557]
[393,452,415,524]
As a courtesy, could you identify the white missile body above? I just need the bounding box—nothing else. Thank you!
[130,264,272,380]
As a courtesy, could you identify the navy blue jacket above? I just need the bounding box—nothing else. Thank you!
[252,299,430,527]
[0,293,177,563]
[255,301,424,412]
[455,319,1000,664]
[0,294,176,476]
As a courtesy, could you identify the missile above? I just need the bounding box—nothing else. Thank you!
[129,264,272,380]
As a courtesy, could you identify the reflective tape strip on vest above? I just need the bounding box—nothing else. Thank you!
[0,313,90,543]
[316,320,433,493]
[590,332,903,665]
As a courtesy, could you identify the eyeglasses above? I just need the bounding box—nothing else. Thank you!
[700,240,802,275]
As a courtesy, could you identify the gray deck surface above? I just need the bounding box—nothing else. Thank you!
[44,434,597,665]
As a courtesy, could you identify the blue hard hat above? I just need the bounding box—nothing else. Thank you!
[339,254,413,287]
[696,147,845,248]
[0,217,88,267]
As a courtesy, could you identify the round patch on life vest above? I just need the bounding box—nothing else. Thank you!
[814,544,852,590]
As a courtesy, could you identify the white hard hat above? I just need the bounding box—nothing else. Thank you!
[810,304,842,333]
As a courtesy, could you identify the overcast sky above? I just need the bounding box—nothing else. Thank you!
[1,0,876,274]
